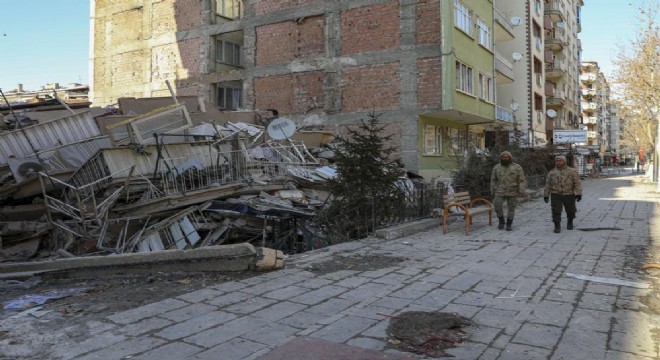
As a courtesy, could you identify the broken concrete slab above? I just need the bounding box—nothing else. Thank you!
[0,243,275,280]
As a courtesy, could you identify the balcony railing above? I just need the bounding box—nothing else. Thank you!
[583,116,598,125]
[580,73,597,82]
[587,131,598,139]
[581,88,596,97]
[495,52,514,80]
[545,1,565,22]
[496,106,514,123]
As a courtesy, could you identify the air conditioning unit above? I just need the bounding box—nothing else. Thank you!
[8,158,45,183]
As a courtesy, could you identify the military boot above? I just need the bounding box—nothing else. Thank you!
[567,218,574,230]
[506,218,513,231]
[498,216,505,230]
[553,221,561,233]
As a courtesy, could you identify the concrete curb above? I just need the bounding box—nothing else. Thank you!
[374,218,441,240]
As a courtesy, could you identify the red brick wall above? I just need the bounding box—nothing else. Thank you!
[416,0,440,44]
[341,3,400,55]
[173,0,205,31]
[254,71,325,114]
[417,57,441,108]
[256,16,324,66]
[341,63,400,112]
[255,0,324,16]
[338,122,402,159]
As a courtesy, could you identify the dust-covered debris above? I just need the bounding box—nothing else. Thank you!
[385,311,473,357]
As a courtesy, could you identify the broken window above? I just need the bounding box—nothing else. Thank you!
[216,40,242,66]
[216,0,243,19]
[216,82,242,111]
[423,125,443,155]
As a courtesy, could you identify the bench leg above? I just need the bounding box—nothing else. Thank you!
[489,211,492,225]
[466,215,470,235]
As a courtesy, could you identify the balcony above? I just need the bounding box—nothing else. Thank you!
[545,1,565,22]
[580,73,597,83]
[581,102,597,111]
[535,37,543,51]
[535,73,543,88]
[583,116,598,125]
[545,30,565,52]
[581,88,596,97]
[547,93,565,108]
[494,6,515,41]
[496,105,514,123]
[536,110,545,125]
[495,52,514,82]
[587,131,598,139]
[545,61,566,79]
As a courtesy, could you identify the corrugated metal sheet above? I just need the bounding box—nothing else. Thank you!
[0,111,100,167]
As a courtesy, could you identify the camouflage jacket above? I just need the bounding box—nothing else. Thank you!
[543,167,582,196]
[490,163,526,197]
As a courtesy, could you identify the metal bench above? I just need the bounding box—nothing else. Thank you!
[442,191,493,235]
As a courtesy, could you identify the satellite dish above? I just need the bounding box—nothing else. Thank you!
[510,17,522,26]
[511,102,520,111]
[266,117,296,140]
[17,161,44,178]
[512,52,523,62]
[546,109,558,118]
[555,22,565,29]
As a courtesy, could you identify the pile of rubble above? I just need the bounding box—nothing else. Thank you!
[0,95,338,264]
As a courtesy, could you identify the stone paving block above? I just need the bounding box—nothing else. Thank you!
[252,336,415,360]
[74,336,166,360]
[334,276,371,288]
[52,332,126,359]
[443,341,488,359]
[308,315,378,343]
[120,317,173,337]
[339,282,396,302]
[184,315,271,348]
[609,330,657,358]
[521,266,554,279]
[224,296,278,314]
[240,323,300,347]
[605,350,655,360]
[160,303,218,322]
[442,271,485,291]
[107,298,189,325]
[252,301,309,322]
[415,272,452,285]
[544,288,579,303]
[370,296,413,311]
[132,342,203,360]
[499,343,551,360]
[370,272,412,286]
[239,276,271,286]
[395,266,423,276]
[467,324,501,344]
[318,270,359,281]
[452,291,495,307]
[479,347,502,360]
[472,307,518,329]
[440,303,482,318]
[155,311,237,340]
[491,334,512,349]
[552,277,586,291]
[473,278,509,295]
[305,298,357,316]
[289,285,348,305]
[192,338,267,360]
[551,328,607,360]
[241,276,309,296]
[389,281,439,300]
[346,336,387,351]
[204,291,253,307]
[342,304,397,320]
[511,323,562,349]
[568,308,612,332]
[276,311,328,329]
[176,288,224,303]
[413,287,462,309]
[360,267,401,279]
[585,283,618,296]
[295,278,334,289]
[261,285,311,300]
[527,300,573,327]
[210,281,249,292]
[578,292,616,311]
[612,309,652,333]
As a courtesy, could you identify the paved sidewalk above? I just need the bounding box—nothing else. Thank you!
[5,174,660,359]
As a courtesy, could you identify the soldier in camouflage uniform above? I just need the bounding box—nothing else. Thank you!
[490,151,527,231]
[543,155,583,233]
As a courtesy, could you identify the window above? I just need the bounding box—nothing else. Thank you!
[216,0,242,19]
[477,18,491,50]
[217,83,242,110]
[424,125,443,155]
[216,40,242,66]
[453,0,472,35]
[534,0,542,15]
[479,73,493,102]
[455,61,473,95]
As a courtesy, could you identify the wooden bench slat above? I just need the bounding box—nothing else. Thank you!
[442,192,493,235]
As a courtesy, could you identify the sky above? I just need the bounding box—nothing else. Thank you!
[0,1,90,92]
[0,0,651,93]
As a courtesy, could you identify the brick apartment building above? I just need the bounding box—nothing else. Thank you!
[91,0,515,179]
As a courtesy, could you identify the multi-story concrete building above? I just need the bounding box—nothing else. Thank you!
[580,60,618,164]
[91,0,519,179]
[543,0,582,143]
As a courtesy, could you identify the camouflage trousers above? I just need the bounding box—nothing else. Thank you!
[493,196,518,219]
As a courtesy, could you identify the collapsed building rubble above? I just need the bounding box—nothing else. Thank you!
[0,95,338,268]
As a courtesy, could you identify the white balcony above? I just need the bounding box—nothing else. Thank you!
[583,116,598,125]
[581,102,597,111]
[587,131,598,139]
[580,73,597,83]
[496,106,514,123]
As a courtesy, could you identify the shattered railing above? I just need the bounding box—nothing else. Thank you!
[155,143,318,196]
